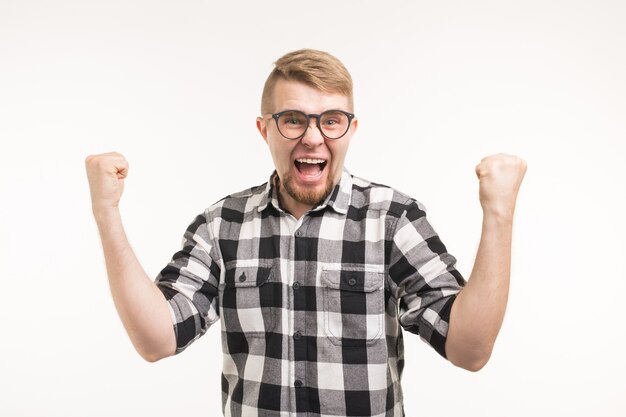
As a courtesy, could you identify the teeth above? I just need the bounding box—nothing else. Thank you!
[296,158,326,164]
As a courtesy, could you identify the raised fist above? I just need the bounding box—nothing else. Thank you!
[475,153,527,220]
[85,152,129,213]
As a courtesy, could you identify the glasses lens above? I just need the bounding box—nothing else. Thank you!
[277,111,308,139]
[320,111,350,139]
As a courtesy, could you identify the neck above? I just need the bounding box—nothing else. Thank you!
[277,188,314,220]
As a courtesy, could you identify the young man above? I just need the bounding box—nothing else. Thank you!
[86,49,526,417]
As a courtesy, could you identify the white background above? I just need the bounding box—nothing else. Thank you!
[1,1,625,416]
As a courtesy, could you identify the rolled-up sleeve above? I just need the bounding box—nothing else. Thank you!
[388,199,465,358]
[155,213,221,353]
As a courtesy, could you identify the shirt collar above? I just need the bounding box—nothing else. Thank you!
[258,169,353,215]
[256,172,279,213]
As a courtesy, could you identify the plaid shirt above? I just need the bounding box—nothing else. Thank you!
[156,170,465,417]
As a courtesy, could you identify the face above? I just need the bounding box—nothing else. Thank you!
[257,79,357,217]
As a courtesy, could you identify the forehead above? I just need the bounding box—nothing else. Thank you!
[272,79,350,113]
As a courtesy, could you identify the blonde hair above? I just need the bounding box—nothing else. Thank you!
[261,49,354,114]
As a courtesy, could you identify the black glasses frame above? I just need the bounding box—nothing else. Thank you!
[271,109,355,140]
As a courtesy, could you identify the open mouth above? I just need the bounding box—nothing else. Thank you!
[294,158,327,177]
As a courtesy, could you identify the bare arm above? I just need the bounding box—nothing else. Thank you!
[86,152,176,362]
[445,154,527,371]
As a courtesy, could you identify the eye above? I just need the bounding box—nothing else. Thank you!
[321,111,347,127]
[280,111,306,126]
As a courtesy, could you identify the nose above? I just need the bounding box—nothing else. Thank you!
[300,117,324,148]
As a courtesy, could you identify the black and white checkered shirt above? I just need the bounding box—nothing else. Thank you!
[155,169,465,417]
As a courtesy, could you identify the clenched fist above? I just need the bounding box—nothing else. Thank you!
[475,153,527,220]
[85,152,129,214]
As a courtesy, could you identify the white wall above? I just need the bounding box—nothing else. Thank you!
[1,1,625,416]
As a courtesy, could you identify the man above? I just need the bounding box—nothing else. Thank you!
[86,49,526,416]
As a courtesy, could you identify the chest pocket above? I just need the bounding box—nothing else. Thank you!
[220,260,278,337]
[322,267,384,346]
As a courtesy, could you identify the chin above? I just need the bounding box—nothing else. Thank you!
[283,175,335,206]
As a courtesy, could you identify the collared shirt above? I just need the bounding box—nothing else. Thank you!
[155,170,465,417]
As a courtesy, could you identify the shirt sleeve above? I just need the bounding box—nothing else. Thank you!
[155,213,221,353]
[387,199,466,358]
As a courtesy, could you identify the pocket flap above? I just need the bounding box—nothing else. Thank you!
[224,261,273,288]
[321,268,383,292]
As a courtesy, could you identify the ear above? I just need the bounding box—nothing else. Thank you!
[351,117,359,135]
[256,117,269,145]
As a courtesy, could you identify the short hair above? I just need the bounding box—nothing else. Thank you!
[261,49,354,114]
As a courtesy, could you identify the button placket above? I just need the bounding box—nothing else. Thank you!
[291,219,308,397]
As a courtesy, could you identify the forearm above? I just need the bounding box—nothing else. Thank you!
[446,213,513,371]
[95,208,176,362]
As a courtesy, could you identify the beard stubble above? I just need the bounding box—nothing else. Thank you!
[280,170,336,208]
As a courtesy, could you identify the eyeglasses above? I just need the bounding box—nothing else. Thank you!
[269,109,355,140]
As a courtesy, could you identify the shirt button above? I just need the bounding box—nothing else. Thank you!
[295,230,302,237]
[348,277,357,286]
[294,379,303,387]
[293,282,301,290]
[294,330,302,340]
[239,273,247,282]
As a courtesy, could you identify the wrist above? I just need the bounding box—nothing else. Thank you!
[481,206,515,226]
[92,205,121,225]
[480,199,517,222]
